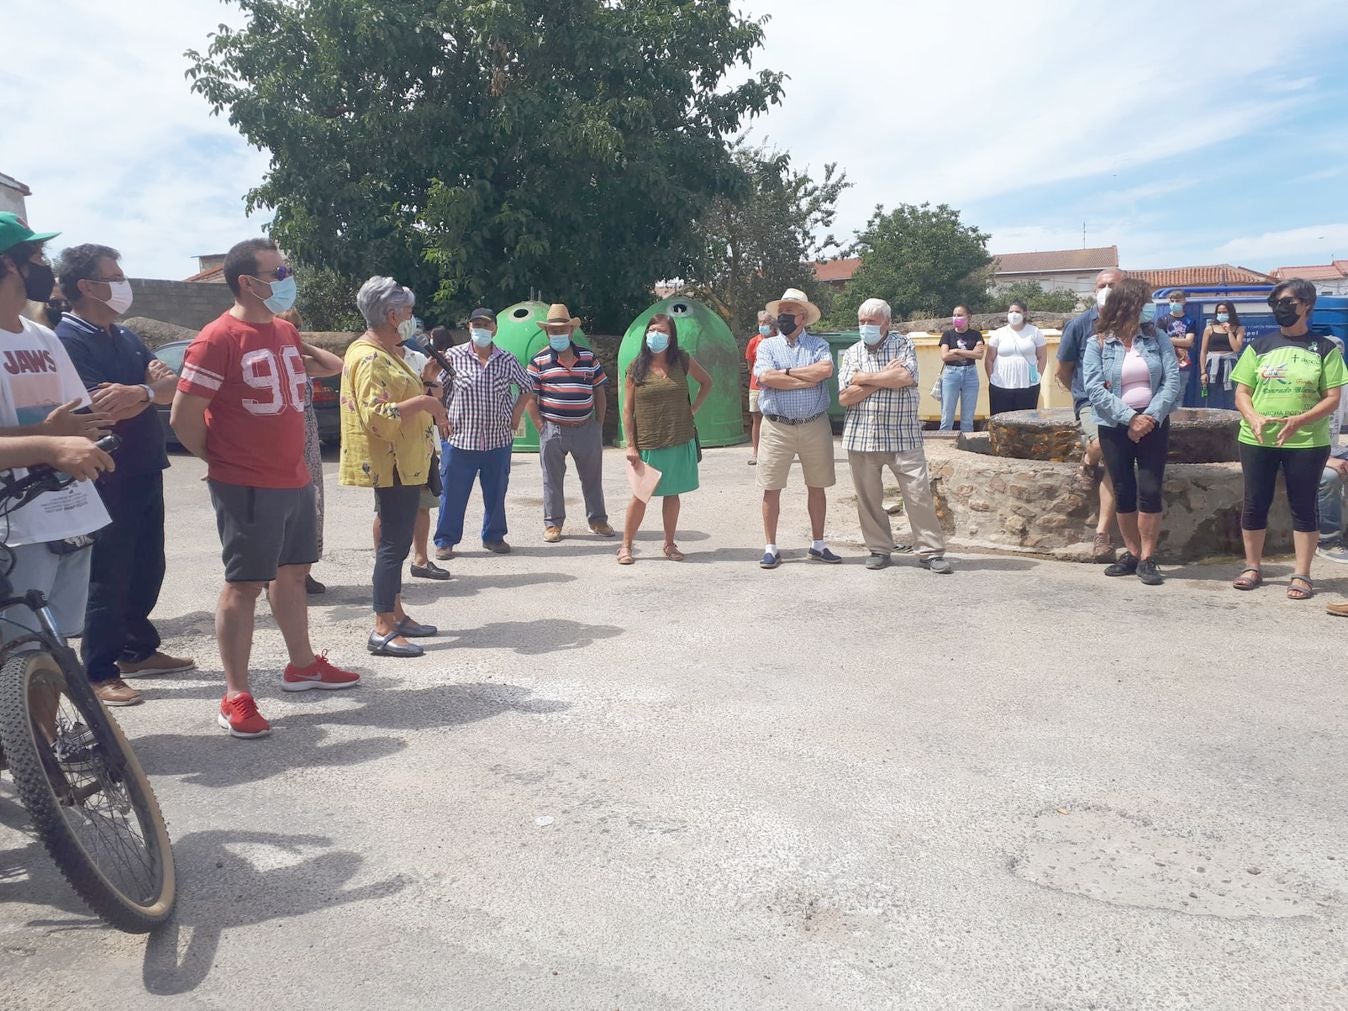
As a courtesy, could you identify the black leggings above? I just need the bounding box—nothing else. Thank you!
[372,483,422,614]
[1098,419,1170,514]
[1239,442,1330,532]
[989,383,1040,415]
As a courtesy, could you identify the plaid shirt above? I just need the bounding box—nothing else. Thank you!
[753,332,831,420]
[439,344,530,451]
[838,333,923,453]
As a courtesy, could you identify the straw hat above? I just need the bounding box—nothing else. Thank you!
[536,303,582,331]
[765,287,822,326]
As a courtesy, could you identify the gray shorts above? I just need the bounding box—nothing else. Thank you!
[0,542,92,641]
[1078,405,1101,446]
[209,480,318,583]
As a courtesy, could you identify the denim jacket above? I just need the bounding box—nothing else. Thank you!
[1082,328,1182,428]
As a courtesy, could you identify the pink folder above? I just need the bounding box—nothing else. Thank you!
[626,458,662,503]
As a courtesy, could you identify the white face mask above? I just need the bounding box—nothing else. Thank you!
[397,317,416,342]
[1096,286,1112,310]
[99,279,134,315]
[1007,311,1024,327]
[469,327,493,348]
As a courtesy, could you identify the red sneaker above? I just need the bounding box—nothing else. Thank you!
[218,693,271,738]
[282,652,361,692]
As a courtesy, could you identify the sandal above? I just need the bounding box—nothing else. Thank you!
[1232,567,1262,590]
[663,542,685,562]
[617,544,635,565]
[1287,574,1314,600]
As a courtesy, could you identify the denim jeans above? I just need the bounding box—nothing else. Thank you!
[435,443,512,548]
[1319,463,1346,545]
[939,366,979,431]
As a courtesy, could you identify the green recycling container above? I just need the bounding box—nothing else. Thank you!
[817,330,861,423]
[617,296,747,448]
[494,301,590,453]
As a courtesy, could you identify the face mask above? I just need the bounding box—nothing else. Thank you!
[645,329,670,354]
[757,324,772,337]
[952,316,968,328]
[1272,303,1302,327]
[1007,312,1024,327]
[259,274,297,314]
[98,279,134,315]
[45,307,65,327]
[470,327,493,347]
[1169,302,1184,316]
[548,333,571,353]
[397,317,416,342]
[20,261,55,303]
[776,313,798,335]
[1216,312,1229,324]
[859,324,884,346]
[1096,286,1112,310]
[1140,304,1157,324]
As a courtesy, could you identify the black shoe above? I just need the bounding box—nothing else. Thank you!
[367,630,424,657]
[808,546,843,563]
[482,540,512,554]
[397,617,439,638]
[1104,551,1139,577]
[410,561,451,580]
[1136,558,1164,585]
[305,574,326,594]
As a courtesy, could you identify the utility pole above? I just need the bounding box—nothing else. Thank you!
[1082,222,1087,248]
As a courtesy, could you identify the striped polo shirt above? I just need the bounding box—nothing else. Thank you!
[527,343,608,422]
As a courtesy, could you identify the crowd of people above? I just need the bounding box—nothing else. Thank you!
[0,215,1345,742]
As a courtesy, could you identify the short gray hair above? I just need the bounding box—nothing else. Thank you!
[857,297,892,322]
[356,275,416,328]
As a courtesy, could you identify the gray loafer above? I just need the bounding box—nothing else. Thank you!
[919,556,953,574]
[367,630,424,657]
[397,617,439,638]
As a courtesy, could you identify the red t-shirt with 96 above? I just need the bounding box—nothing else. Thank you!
[177,312,310,489]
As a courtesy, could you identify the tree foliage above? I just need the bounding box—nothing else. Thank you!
[294,265,364,332]
[825,203,992,326]
[985,279,1081,314]
[186,0,784,331]
[684,141,848,338]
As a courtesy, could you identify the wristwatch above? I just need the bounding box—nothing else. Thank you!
[141,384,153,403]
[786,368,792,377]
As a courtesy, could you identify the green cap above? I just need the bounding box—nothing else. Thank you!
[0,212,59,256]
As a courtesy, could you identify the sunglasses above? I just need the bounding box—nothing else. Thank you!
[1268,296,1301,310]
[252,266,294,282]
[46,299,70,313]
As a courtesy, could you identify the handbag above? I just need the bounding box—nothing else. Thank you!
[425,449,443,498]
[930,367,943,402]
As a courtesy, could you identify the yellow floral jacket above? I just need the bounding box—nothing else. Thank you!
[339,337,434,488]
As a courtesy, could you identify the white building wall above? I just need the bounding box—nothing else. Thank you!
[0,183,27,219]
[994,270,1099,295]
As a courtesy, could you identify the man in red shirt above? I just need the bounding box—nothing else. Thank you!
[744,309,776,465]
[171,238,356,738]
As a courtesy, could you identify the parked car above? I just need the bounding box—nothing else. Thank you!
[153,339,342,448]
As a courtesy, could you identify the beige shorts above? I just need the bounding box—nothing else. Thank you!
[748,388,762,414]
[756,414,836,490]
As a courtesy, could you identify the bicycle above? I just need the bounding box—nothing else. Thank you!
[0,437,175,931]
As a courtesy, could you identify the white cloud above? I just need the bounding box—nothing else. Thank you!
[1218,224,1348,264]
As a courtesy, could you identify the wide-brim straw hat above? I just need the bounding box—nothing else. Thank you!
[765,288,822,326]
[537,303,582,330]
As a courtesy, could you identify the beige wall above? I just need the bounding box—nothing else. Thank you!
[910,330,1068,422]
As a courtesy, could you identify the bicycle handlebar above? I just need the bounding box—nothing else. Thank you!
[0,434,121,510]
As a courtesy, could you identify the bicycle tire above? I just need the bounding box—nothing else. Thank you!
[0,650,175,932]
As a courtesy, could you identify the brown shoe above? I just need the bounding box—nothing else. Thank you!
[434,546,454,560]
[589,521,616,537]
[1326,601,1348,617]
[117,652,196,679]
[1091,532,1115,562]
[94,679,143,707]
[543,525,563,543]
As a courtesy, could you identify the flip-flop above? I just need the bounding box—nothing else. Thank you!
[1232,567,1263,590]
[1287,574,1314,600]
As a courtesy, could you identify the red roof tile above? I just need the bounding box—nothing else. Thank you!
[1271,261,1348,282]
[812,257,861,283]
[993,246,1119,274]
[184,265,226,283]
[1128,264,1275,288]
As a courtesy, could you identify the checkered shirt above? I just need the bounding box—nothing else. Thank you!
[439,344,530,451]
[753,332,832,420]
[838,333,923,453]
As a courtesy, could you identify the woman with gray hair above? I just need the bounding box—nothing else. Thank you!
[340,276,449,657]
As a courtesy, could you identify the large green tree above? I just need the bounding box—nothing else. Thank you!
[684,141,848,338]
[826,203,993,325]
[985,279,1081,315]
[186,0,783,331]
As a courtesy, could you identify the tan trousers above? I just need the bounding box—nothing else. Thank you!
[848,449,946,559]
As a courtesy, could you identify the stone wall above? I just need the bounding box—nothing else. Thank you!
[862,437,1293,562]
[128,279,234,330]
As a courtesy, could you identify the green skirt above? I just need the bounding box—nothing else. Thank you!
[640,438,700,496]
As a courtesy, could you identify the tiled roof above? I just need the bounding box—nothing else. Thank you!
[1128,264,1275,288]
[812,257,861,283]
[1271,260,1348,282]
[184,265,226,283]
[993,246,1118,274]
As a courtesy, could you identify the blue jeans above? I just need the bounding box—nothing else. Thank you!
[1319,462,1345,546]
[939,366,979,431]
[435,444,513,548]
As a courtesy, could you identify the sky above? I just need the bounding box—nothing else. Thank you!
[3,0,1346,281]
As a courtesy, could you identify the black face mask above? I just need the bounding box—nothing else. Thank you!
[1272,304,1302,328]
[776,313,798,334]
[20,261,56,303]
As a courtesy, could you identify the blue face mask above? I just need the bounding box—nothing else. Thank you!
[1169,302,1184,316]
[1216,312,1229,324]
[548,333,571,353]
[645,329,670,354]
[470,327,493,348]
[859,324,884,345]
[261,274,297,315]
[757,325,772,337]
[1140,304,1157,324]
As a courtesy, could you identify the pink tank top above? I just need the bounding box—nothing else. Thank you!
[1120,344,1152,410]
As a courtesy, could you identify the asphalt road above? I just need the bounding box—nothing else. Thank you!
[0,443,1345,1009]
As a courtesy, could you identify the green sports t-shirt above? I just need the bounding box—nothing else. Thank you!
[1230,334,1348,448]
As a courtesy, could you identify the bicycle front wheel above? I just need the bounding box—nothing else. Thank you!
[0,650,175,931]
